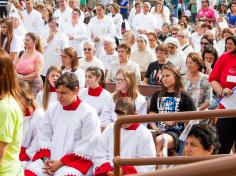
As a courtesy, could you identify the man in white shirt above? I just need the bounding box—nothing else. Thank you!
[128,2,142,29]
[22,0,44,35]
[53,0,72,32]
[133,2,157,36]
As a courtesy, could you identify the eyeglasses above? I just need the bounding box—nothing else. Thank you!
[168,46,176,49]
[171,32,177,35]
[115,78,125,82]
[61,54,69,58]
[200,42,209,45]
[83,48,92,51]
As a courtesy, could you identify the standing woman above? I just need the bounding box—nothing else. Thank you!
[0,48,23,176]
[209,45,236,154]
[64,8,88,58]
[0,18,22,60]
[61,47,85,88]
[79,66,111,125]
[15,32,44,97]
[36,66,61,110]
[101,68,147,126]
[18,80,44,167]
[149,64,196,156]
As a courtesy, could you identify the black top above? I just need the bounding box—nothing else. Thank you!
[145,61,172,85]
[150,90,196,131]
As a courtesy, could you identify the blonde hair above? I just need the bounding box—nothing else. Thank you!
[113,69,138,102]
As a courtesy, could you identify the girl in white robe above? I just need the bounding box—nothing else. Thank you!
[36,66,61,110]
[93,97,156,175]
[101,68,147,126]
[18,80,45,168]
[24,73,101,176]
[79,66,111,127]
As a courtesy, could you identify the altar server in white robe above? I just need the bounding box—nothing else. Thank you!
[22,0,44,35]
[24,73,101,176]
[53,0,72,32]
[41,16,68,77]
[87,3,115,57]
[101,68,147,126]
[93,97,156,175]
[36,66,62,110]
[64,8,88,58]
[79,66,111,126]
[133,2,157,36]
[18,80,45,168]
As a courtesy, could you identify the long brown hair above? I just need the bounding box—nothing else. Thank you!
[0,48,20,100]
[113,69,138,102]
[61,47,79,72]
[160,65,185,98]
[0,18,13,53]
[18,80,37,110]
[42,66,62,110]
[25,32,44,53]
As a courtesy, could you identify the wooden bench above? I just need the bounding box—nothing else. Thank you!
[105,82,160,97]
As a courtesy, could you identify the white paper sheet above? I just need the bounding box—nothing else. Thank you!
[220,87,236,109]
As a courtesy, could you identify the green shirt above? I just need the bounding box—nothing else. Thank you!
[0,96,23,176]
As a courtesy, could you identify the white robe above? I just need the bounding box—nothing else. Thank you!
[100,93,147,126]
[62,68,85,89]
[25,101,101,176]
[21,108,45,168]
[79,57,105,73]
[64,21,88,58]
[93,123,156,174]
[22,9,43,35]
[87,15,115,57]
[99,51,119,70]
[79,88,111,122]
[41,31,68,76]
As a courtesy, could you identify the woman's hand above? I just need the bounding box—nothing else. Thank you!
[221,88,233,97]
[43,160,63,173]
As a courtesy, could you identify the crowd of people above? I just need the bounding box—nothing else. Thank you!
[0,0,236,175]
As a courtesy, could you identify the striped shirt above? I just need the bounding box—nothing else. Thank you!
[0,0,7,7]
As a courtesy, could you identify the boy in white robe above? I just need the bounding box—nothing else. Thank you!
[24,72,101,176]
[93,97,156,175]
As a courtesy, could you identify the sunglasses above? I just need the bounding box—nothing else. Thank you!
[83,48,92,51]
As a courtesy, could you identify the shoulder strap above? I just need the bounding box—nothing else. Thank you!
[182,45,190,51]
[19,51,24,58]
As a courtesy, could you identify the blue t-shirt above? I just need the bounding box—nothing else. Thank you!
[120,0,129,13]
[227,12,236,26]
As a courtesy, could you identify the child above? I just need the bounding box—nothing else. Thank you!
[93,97,156,175]
[79,66,111,126]
[18,80,44,168]
[149,64,196,156]
[36,66,61,110]
[25,72,101,176]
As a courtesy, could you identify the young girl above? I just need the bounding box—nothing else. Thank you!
[149,65,196,156]
[61,47,85,89]
[79,66,111,125]
[93,97,156,175]
[18,80,44,167]
[36,66,61,110]
[101,68,147,127]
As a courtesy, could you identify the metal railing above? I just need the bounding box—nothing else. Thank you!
[113,109,236,176]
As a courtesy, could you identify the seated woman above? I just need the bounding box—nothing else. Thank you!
[102,68,147,127]
[93,97,156,175]
[79,41,105,73]
[149,65,196,156]
[106,43,141,83]
[182,52,212,110]
[61,47,85,89]
[15,32,44,97]
[79,66,111,123]
[202,45,218,76]
[185,123,220,156]
[130,34,155,72]
[143,43,172,85]
[18,80,44,168]
[36,66,61,110]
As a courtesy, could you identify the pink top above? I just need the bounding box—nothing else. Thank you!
[16,51,43,75]
[197,7,216,20]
